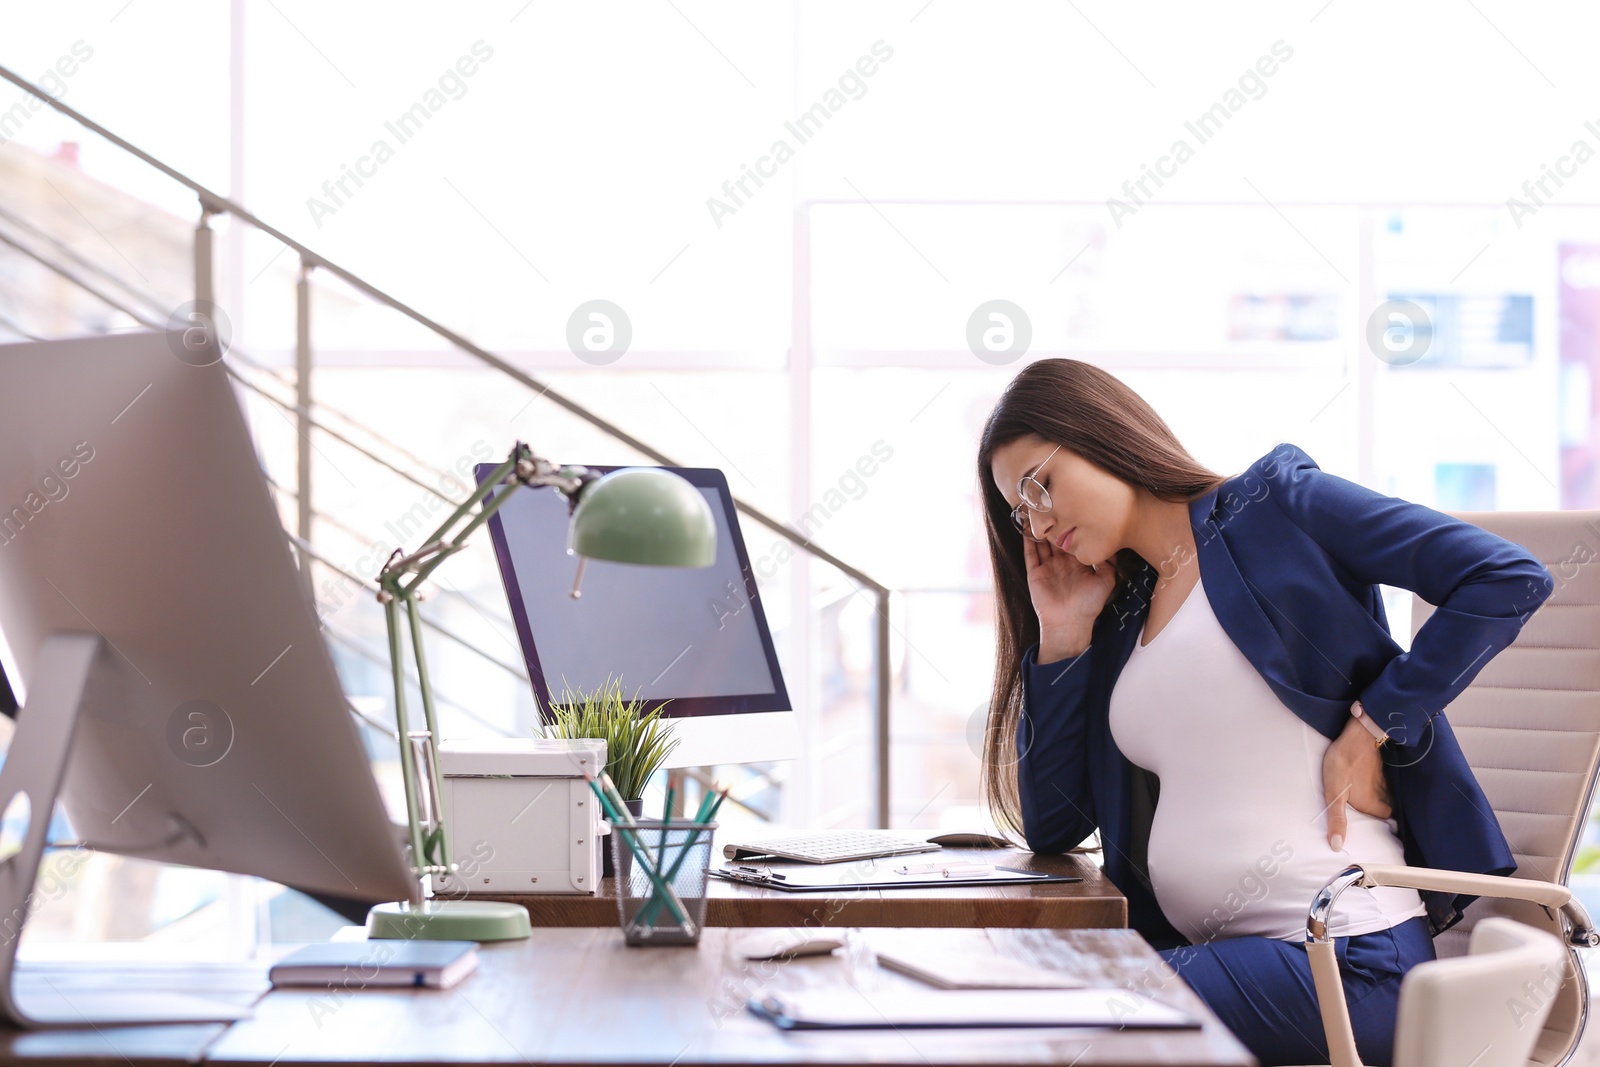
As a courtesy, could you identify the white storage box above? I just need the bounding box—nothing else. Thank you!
[433,737,607,895]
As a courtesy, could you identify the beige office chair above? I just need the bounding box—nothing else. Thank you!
[1306,509,1600,1067]
[1391,917,1567,1067]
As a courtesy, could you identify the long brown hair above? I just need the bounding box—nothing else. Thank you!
[976,358,1231,842]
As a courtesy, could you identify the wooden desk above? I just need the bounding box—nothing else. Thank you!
[0,960,253,1065]
[203,927,1254,1067]
[486,848,1125,929]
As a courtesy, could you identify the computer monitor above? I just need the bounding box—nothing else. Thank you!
[0,331,414,1027]
[479,464,799,767]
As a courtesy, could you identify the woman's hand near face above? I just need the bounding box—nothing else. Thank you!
[1024,534,1117,662]
[1321,714,1394,852]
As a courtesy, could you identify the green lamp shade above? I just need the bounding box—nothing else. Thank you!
[570,467,716,567]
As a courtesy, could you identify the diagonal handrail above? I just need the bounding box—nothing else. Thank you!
[0,198,171,318]
[0,155,807,825]
[0,61,897,826]
[0,63,883,590]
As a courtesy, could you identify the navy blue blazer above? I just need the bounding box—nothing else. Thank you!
[1016,441,1555,949]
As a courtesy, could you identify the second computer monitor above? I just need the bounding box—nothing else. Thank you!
[479,464,798,766]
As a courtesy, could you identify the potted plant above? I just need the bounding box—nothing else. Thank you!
[536,674,680,877]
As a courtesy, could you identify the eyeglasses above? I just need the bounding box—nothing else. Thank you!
[1011,444,1061,542]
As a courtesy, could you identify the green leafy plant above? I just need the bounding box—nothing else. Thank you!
[536,673,679,802]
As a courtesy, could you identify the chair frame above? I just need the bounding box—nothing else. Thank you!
[1302,508,1600,1067]
[1306,860,1600,1067]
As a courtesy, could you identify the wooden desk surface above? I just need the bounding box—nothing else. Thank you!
[0,960,252,1065]
[486,848,1125,929]
[204,927,1254,1067]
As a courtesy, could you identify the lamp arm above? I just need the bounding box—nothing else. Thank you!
[374,442,596,902]
[393,447,595,597]
[403,476,523,594]
[383,595,428,905]
[404,593,450,875]
[421,451,523,552]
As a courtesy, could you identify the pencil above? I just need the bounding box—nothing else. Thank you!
[638,783,728,926]
[691,787,716,823]
[582,774,691,927]
[658,781,675,870]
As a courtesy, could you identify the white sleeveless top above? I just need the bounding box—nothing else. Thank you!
[1108,570,1427,943]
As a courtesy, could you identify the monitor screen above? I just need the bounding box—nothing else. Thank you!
[478,464,790,719]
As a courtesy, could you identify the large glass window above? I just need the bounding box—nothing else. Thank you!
[2,1,1596,953]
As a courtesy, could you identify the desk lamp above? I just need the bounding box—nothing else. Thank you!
[366,443,717,940]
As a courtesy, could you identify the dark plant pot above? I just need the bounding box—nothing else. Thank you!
[600,797,645,880]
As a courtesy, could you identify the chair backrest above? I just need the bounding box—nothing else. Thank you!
[1410,509,1600,1066]
[1393,917,1568,1067]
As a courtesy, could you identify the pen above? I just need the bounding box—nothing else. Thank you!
[892,860,994,877]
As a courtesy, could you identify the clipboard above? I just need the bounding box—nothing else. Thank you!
[708,862,1082,892]
[746,987,1199,1030]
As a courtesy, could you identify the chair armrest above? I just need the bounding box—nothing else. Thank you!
[1354,863,1570,907]
[1346,863,1597,948]
[1356,863,1568,908]
[1307,865,1600,948]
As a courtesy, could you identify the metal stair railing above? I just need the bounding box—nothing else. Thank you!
[0,151,809,835]
[0,62,898,827]
[1,181,802,823]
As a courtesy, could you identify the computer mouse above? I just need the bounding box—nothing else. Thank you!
[734,930,846,961]
[925,831,1013,849]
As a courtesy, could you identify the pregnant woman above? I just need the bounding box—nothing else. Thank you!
[977,359,1553,1066]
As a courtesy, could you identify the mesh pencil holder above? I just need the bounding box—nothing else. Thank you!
[611,818,717,946]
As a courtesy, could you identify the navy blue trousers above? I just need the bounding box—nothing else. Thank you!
[1157,916,1436,1067]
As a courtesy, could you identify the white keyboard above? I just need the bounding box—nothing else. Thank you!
[721,830,942,864]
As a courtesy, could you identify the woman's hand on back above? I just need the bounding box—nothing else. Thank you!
[1321,714,1393,852]
[1024,534,1117,661]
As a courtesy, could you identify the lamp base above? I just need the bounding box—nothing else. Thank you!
[365,900,532,941]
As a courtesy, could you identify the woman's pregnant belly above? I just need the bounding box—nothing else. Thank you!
[1109,575,1426,943]
[1142,777,1419,942]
